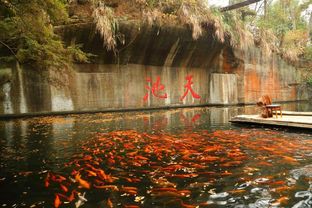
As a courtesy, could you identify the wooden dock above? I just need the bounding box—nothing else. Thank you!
[230,111,312,129]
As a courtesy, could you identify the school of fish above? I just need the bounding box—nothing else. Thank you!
[44,129,312,207]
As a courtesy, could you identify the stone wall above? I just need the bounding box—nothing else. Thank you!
[0,21,307,115]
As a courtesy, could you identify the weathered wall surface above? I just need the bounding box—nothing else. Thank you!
[0,22,307,115]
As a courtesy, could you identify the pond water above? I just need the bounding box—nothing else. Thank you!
[0,102,312,208]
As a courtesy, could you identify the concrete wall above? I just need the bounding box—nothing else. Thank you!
[0,22,307,115]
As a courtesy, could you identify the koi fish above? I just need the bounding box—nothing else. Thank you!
[54,194,61,208]
[179,190,191,196]
[85,170,97,177]
[220,171,232,176]
[51,174,67,183]
[121,186,138,195]
[75,173,91,189]
[68,190,77,202]
[162,164,185,171]
[151,191,183,198]
[220,161,242,167]
[107,198,113,208]
[268,180,285,186]
[151,187,178,193]
[203,145,222,153]
[257,161,273,166]
[134,155,149,160]
[94,185,119,191]
[181,201,197,208]
[75,192,87,208]
[282,156,298,164]
[126,151,138,157]
[169,173,198,178]
[229,189,246,194]
[60,184,68,193]
[198,156,219,162]
[44,173,50,188]
[83,155,92,160]
[271,186,291,193]
[150,177,176,188]
[272,196,289,206]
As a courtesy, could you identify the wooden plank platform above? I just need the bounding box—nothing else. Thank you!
[231,112,312,129]
[282,111,312,116]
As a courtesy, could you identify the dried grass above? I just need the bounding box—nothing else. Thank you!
[92,4,117,52]
[254,28,279,57]
[91,0,257,53]
[281,29,308,62]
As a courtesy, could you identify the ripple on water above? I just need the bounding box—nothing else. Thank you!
[291,165,312,180]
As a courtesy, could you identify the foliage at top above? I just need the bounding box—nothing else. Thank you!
[1,0,311,74]
[252,0,312,62]
[92,0,312,64]
[92,0,254,53]
[0,0,89,71]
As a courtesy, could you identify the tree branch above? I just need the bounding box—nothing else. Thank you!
[0,40,20,62]
[220,0,263,12]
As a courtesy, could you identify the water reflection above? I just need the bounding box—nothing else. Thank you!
[0,103,311,207]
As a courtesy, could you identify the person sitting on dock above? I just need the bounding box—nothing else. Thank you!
[256,95,273,118]
[257,95,283,118]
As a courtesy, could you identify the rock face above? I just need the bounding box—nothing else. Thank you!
[0,21,307,115]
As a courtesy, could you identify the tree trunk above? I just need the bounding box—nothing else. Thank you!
[309,12,312,41]
[220,0,262,12]
[264,0,267,19]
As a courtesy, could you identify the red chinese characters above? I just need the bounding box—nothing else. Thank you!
[143,76,168,102]
[180,75,201,101]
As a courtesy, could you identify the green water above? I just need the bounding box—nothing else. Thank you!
[0,102,312,207]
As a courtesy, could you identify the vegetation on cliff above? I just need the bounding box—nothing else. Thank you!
[92,0,254,54]
[91,0,312,64]
[0,0,90,78]
[0,0,311,73]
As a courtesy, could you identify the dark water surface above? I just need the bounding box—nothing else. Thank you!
[0,102,312,208]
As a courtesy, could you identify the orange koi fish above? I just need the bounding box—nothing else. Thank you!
[151,187,178,193]
[85,170,97,177]
[170,173,198,178]
[282,156,298,164]
[126,151,138,157]
[204,145,222,152]
[68,190,77,202]
[272,196,289,206]
[75,173,91,189]
[60,184,68,193]
[124,205,140,208]
[107,198,113,208]
[162,164,184,171]
[54,194,61,208]
[257,161,273,166]
[44,173,50,188]
[271,186,291,193]
[134,155,149,160]
[151,191,183,198]
[220,171,232,176]
[179,190,191,196]
[229,189,246,194]
[220,161,242,167]
[94,185,119,191]
[197,172,216,176]
[123,177,141,183]
[181,202,197,208]
[83,155,92,160]
[121,186,138,195]
[199,156,219,162]
[269,180,286,186]
[51,174,67,183]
